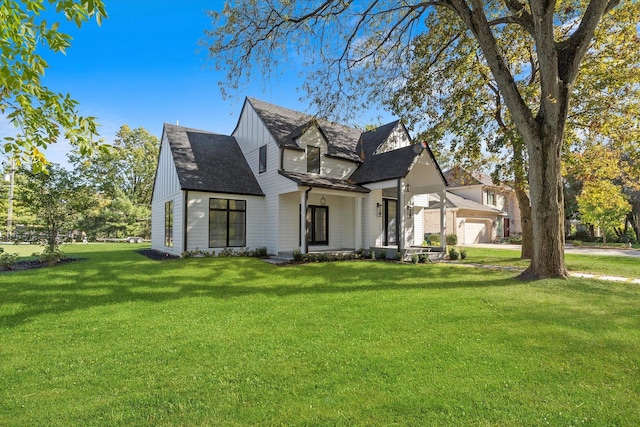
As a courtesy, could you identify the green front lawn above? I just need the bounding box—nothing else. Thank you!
[1,244,639,425]
[459,246,640,278]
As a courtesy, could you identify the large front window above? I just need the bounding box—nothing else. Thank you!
[307,146,320,174]
[164,201,173,247]
[209,198,246,247]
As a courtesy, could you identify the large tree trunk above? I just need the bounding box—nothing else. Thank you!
[519,131,568,279]
[515,186,533,259]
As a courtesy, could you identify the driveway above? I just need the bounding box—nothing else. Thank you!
[467,243,640,258]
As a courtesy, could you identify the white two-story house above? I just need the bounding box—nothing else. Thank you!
[424,166,522,244]
[151,97,448,257]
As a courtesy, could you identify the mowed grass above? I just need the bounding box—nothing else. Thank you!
[1,244,639,426]
[459,246,640,278]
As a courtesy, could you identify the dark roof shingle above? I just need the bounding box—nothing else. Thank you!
[164,123,264,196]
[349,145,422,184]
[248,97,362,162]
[279,170,370,193]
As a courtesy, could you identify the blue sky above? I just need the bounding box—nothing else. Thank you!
[1,1,391,167]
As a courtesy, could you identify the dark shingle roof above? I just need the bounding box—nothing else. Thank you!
[444,166,494,187]
[355,120,400,159]
[163,123,264,196]
[279,170,370,193]
[247,97,362,162]
[349,145,422,185]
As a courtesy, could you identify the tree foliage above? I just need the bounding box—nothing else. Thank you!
[17,163,95,251]
[204,0,624,278]
[69,125,159,238]
[0,0,108,170]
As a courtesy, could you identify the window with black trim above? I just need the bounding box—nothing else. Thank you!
[209,198,246,247]
[307,146,320,174]
[259,145,267,173]
[164,201,173,247]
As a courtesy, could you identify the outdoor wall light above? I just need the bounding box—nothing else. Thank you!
[406,205,413,219]
[376,202,382,217]
[320,196,326,206]
[406,184,411,192]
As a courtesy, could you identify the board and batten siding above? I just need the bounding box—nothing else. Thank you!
[184,191,265,252]
[233,101,297,254]
[374,124,411,154]
[151,134,184,256]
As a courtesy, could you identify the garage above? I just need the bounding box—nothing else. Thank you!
[463,220,489,244]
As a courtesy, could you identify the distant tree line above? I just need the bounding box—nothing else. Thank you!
[3,125,158,248]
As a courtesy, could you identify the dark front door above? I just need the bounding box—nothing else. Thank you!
[384,198,397,246]
[504,218,510,238]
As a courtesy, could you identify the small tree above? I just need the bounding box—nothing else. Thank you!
[577,181,630,244]
[18,164,95,252]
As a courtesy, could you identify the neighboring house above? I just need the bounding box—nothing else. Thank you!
[151,97,448,257]
[424,166,522,244]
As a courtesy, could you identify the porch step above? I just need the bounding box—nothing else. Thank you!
[263,252,294,264]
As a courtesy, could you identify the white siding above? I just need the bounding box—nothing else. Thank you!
[413,207,425,246]
[233,102,295,254]
[151,133,184,256]
[282,126,358,179]
[151,191,184,257]
[374,124,411,154]
[448,186,483,204]
[184,191,265,252]
[365,189,385,248]
[152,133,181,202]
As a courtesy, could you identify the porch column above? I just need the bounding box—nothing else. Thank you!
[398,179,405,252]
[354,197,362,250]
[440,189,446,250]
[301,189,309,254]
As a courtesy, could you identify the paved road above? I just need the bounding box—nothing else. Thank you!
[467,243,640,258]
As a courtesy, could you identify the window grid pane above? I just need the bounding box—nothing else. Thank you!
[209,198,247,247]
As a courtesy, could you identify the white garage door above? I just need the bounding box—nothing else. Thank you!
[463,220,489,244]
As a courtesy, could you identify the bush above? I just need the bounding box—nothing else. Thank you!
[572,240,583,247]
[448,247,460,260]
[0,252,18,270]
[508,237,522,244]
[411,254,419,264]
[396,251,402,261]
[446,234,458,246]
[292,249,303,262]
[254,247,268,257]
[182,249,215,258]
[459,248,467,259]
[428,234,440,246]
[378,250,387,260]
[217,248,235,257]
[418,253,429,264]
[38,248,66,267]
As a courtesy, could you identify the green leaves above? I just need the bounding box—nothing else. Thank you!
[1,0,108,168]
